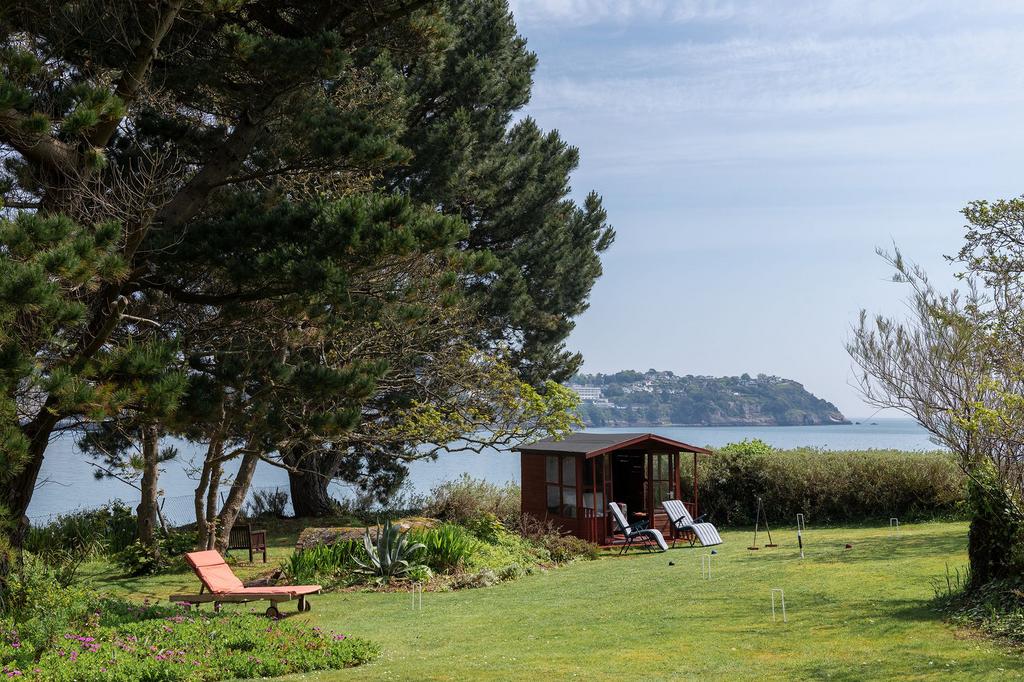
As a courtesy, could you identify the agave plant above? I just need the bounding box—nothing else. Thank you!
[353,519,427,584]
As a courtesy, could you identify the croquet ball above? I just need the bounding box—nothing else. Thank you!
[668,561,675,566]
[845,543,853,549]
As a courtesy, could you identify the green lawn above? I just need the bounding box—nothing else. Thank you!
[87,522,1023,680]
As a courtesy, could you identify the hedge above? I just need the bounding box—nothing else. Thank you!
[682,444,966,526]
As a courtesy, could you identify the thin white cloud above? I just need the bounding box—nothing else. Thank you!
[509,0,1024,30]
[508,0,737,26]
[531,29,1024,119]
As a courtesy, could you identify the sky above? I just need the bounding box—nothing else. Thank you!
[507,0,1024,417]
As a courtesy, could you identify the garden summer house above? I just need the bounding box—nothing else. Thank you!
[516,432,712,545]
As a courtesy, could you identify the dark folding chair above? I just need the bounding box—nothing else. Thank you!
[608,502,668,555]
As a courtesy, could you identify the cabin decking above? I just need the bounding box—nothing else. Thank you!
[517,433,711,546]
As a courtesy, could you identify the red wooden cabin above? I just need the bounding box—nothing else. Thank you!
[516,432,712,545]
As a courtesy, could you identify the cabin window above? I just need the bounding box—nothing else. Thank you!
[545,454,578,518]
[582,456,605,517]
[651,453,673,506]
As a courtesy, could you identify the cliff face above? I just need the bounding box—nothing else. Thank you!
[572,371,848,427]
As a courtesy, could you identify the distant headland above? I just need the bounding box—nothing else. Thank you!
[568,370,849,427]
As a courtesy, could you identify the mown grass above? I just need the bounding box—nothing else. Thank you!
[83,521,1023,680]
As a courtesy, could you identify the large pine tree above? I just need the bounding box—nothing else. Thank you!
[0,0,439,545]
[284,0,615,514]
[0,0,609,538]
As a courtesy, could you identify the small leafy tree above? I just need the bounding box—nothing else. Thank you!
[849,231,1024,585]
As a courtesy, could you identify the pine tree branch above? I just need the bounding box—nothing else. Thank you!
[0,109,77,173]
[87,0,187,148]
[153,108,267,232]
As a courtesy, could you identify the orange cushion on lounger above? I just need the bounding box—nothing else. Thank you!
[184,550,244,593]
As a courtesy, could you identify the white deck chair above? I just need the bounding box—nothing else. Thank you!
[662,499,723,548]
[608,502,668,554]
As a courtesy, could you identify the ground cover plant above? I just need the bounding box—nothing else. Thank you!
[0,560,378,680]
[938,576,1024,647]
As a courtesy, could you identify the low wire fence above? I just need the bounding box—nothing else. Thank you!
[27,485,295,530]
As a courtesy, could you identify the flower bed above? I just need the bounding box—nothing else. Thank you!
[1,599,378,680]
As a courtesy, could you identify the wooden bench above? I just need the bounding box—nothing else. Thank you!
[227,523,267,563]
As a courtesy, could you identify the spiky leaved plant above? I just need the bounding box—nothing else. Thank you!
[353,519,426,585]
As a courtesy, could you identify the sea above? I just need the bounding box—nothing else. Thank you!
[27,418,940,523]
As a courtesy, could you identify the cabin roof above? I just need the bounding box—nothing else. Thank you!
[516,432,712,458]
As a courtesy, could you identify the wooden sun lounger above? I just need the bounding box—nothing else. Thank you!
[170,550,321,618]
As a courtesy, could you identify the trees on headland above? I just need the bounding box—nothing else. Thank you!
[0,0,609,561]
[849,199,1024,586]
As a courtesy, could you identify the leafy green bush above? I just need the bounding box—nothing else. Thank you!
[113,531,197,576]
[716,438,776,458]
[423,475,521,528]
[0,556,96,661]
[25,503,136,559]
[468,526,549,573]
[464,512,505,543]
[684,445,966,525]
[282,539,361,585]
[244,488,290,519]
[410,523,480,573]
[540,534,600,563]
[353,519,427,585]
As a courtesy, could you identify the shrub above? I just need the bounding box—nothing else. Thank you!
[517,514,599,563]
[467,526,549,573]
[684,445,966,525]
[24,503,136,560]
[282,539,361,586]
[540,534,600,563]
[448,568,499,590]
[244,488,290,519]
[0,556,96,661]
[423,475,521,528]
[464,512,504,543]
[716,438,775,458]
[937,575,1024,645]
[410,523,480,573]
[113,531,198,576]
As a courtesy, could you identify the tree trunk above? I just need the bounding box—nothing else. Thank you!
[285,445,342,518]
[136,424,161,549]
[4,407,62,548]
[214,450,260,552]
[204,461,223,550]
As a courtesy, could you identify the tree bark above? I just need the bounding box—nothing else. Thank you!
[136,424,161,549]
[214,450,260,552]
[203,460,223,550]
[285,445,342,518]
[5,406,62,547]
